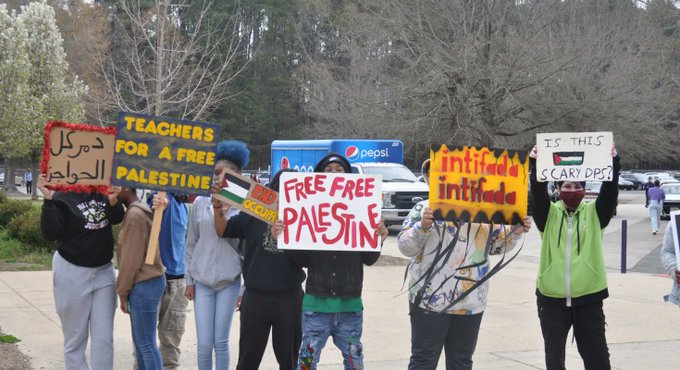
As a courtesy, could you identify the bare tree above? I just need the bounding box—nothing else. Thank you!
[96,0,247,120]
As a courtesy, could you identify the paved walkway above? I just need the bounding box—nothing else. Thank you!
[2,191,680,369]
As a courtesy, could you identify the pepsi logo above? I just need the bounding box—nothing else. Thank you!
[280,156,290,169]
[345,145,359,160]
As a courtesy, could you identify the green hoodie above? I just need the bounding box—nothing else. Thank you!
[536,199,607,306]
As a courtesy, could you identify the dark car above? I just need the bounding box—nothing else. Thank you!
[620,173,643,190]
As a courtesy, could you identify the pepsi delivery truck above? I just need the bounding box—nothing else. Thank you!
[271,139,429,226]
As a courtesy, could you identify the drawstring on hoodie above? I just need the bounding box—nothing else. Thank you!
[576,213,581,255]
[556,213,565,250]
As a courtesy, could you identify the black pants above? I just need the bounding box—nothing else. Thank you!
[407,303,484,370]
[26,180,32,194]
[537,299,610,370]
[236,287,303,370]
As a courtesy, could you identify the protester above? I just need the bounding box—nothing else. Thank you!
[185,141,248,370]
[149,191,189,369]
[660,223,680,306]
[24,168,32,194]
[271,153,388,370]
[213,168,306,370]
[397,158,531,370]
[38,174,125,370]
[646,179,665,235]
[116,187,166,370]
[529,144,619,370]
[644,176,654,206]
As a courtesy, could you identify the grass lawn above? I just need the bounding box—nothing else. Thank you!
[0,230,52,271]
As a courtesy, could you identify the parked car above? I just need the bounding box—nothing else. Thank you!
[584,181,616,215]
[0,172,23,186]
[661,183,680,220]
[620,173,643,190]
[618,178,635,191]
[645,172,676,183]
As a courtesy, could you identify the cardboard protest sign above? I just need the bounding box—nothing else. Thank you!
[671,210,680,269]
[110,112,221,196]
[535,132,614,182]
[214,168,278,224]
[41,121,116,193]
[278,172,383,252]
[429,145,528,225]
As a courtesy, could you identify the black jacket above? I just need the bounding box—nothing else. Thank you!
[289,250,379,298]
[41,192,125,267]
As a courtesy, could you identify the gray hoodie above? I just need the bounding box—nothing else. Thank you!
[185,196,242,290]
[660,222,680,305]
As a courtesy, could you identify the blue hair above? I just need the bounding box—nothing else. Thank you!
[215,140,250,170]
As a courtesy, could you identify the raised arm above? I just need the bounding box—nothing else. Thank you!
[528,146,550,232]
[595,146,620,228]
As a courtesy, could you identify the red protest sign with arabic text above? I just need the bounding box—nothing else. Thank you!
[277,172,383,252]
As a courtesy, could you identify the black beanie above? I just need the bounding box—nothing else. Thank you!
[314,153,351,173]
[556,181,587,189]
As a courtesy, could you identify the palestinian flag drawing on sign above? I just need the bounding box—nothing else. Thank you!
[219,172,251,205]
[552,151,584,166]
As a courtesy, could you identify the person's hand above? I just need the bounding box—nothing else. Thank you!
[107,186,121,206]
[611,144,618,158]
[37,174,54,200]
[420,207,434,230]
[211,194,228,211]
[185,285,195,301]
[235,295,242,311]
[271,219,284,239]
[675,270,680,284]
[152,193,168,210]
[514,216,532,235]
[120,300,129,314]
[377,221,388,242]
[529,145,538,159]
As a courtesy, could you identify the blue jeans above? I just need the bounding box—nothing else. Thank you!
[129,276,166,370]
[194,280,240,370]
[298,311,363,370]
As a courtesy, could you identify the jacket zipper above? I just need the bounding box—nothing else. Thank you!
[565,214,573,307]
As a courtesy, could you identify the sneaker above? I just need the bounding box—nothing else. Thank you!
[653,230,657,235]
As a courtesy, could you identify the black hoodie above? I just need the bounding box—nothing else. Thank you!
[41,192,125,267]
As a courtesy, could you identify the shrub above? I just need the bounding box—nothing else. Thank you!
[0,200,32,227]
[6,208,56,253]
[0,191,8,204]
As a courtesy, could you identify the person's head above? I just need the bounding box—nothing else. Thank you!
[268,168,296,192]
[117,187,138,206]
[654,180,660,187]
[214,140,250,178]
[314,153,351,174]
[421,159,431,184]
[648,177,653,182]
[556,181,586,210]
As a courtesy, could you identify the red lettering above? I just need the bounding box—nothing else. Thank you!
[358,221,378,248]
[363,177,375,197]
[282,178,297,203]
[317,202,331,230]
[367,203,380,229]
[314,174,326,193]
[341,179,356,200]
[321,203,349,244]
[252,183,276,205]
[296,208,316,243]
[329,176,345,197]
[281,208,298,244]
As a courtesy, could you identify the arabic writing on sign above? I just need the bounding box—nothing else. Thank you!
[45,125,115,186]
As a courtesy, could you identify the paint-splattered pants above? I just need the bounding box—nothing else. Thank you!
[298,311,363,370]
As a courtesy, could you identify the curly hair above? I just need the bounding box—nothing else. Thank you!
[215,140,250,170]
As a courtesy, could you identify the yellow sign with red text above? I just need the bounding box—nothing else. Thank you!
[429,145,528,225]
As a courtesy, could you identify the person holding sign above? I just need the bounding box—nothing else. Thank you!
[38,174,125,370]
[398,159,531,370]
[213,168,306,370]
[272,153,388,370]
[660,223,680,306]
[529,144,619,370]
[115,187,166,370]
[185,141,248,370]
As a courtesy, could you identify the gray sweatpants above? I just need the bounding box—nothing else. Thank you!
[52,251,116,370]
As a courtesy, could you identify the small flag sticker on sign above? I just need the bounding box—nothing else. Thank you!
[552,151,584,166]
[219,172,250,205]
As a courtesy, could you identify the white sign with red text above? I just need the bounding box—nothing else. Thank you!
[277,172,383,252]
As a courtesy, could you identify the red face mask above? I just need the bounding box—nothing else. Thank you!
[560,190,585,209]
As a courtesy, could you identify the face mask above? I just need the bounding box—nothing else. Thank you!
[559,190,585,209]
